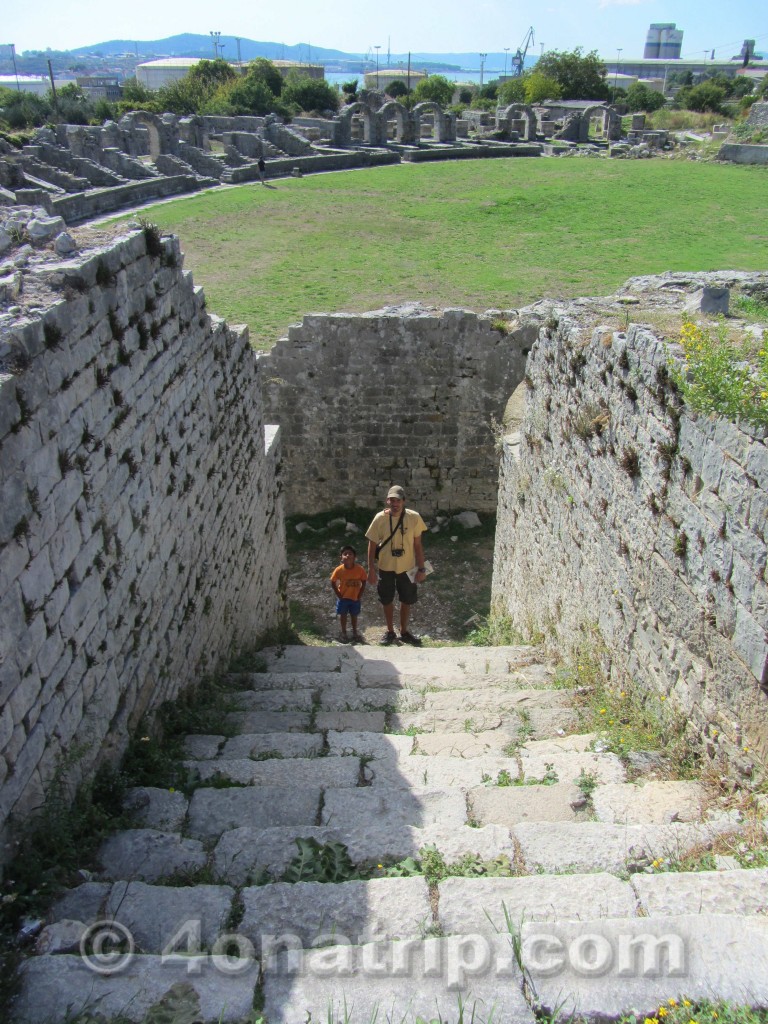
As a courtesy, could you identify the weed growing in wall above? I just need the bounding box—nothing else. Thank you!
[670,318,768,428]
[563,631,698,779]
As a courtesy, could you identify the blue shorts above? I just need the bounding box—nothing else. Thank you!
[336,598,361,616]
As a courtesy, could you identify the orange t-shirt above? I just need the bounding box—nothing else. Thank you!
[330,563,367,600]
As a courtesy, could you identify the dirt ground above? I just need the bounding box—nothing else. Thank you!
[285,509,498,647]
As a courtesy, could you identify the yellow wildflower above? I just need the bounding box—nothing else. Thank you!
[658,1008,668,1018]
[668,1000,678,1008]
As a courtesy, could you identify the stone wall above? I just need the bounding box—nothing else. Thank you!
[259,306,536,515]
[0,228,286,848]
[492,274,768,759]
[717,144,768,166]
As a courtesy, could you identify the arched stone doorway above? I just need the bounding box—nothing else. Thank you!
[413,102,451,143]
[379,101,415,144]
[498,104,538,142]
[338,102,379,146]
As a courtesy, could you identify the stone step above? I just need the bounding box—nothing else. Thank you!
[212,821,517,883]
[239,876,432,954]
[184,755,361,788]
[630,865,768,917]
[261,934,535,1024]
[512,818,743,875]
[13,954,258,1023]
[437,873,638,935]
[523,914,768,1018]
[261,644,547,677]
[591,779,706,824]
[469,782,587,826]
[186,786,322,840]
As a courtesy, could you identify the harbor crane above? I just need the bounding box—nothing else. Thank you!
[511,27,535,75]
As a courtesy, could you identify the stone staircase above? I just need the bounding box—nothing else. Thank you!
[12,645,768,1023]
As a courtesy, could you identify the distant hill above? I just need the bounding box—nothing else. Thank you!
[69,34,535,72]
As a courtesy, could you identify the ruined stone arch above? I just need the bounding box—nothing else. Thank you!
[413,102,449,142]
[378,101,415,144]
[499,104,538,142]
[338,102,379,146]
[118,110,180,160]
[580,104,622,143]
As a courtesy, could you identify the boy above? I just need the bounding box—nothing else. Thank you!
[330,545,367,643]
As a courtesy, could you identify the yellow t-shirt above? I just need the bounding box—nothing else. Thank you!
[365,508,427,573]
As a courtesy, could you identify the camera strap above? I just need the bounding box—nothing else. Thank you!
[377,509,405,556]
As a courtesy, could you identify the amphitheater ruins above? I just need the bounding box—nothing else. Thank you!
[0,103,767,1022]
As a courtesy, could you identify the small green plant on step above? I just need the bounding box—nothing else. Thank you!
[282,838,359,884]
[575,768,599,802]
[619,997,768,1024]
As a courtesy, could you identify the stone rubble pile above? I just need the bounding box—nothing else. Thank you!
[11,644,767,1023]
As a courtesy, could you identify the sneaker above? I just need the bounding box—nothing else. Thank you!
[339,634,349,644]
[379,631,397,646]
[399,631,422,646]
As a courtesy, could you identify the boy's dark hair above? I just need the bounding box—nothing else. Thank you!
[340,544,356,557]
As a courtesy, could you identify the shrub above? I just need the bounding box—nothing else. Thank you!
[412,75,454,107]
[282,72,339,114]
[385,80,408,99]
[669,318,768,428]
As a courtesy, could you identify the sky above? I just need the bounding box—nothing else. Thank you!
[3,0,766,62]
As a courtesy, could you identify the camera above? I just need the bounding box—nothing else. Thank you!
[391,548,404,558]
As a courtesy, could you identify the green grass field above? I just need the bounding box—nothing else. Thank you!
[120,158,768,349]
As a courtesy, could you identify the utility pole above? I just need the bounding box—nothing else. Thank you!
[613,47,622,103]
[235,37,242,67]
[503,47,509,78]
[5,43,21,91]
[479,53,487,89]
[209,31,220,59]
[375,44,381,89]
[47,59,59,117]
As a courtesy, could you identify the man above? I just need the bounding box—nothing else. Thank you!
[366,485,428,646]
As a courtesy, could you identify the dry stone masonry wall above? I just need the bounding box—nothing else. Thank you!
[492,272,768,759]
[259,306,536,515]
[0,227,285,849]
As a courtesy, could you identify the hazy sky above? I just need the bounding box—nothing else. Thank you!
[4,0,766,61]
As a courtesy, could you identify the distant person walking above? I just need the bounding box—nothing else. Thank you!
[257,156,266,184]
[366,485,428,646]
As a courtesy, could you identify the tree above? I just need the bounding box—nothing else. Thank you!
[497,78,526,106]
[730,78,754,98]
[534,48,609,100]
[341,79,358,101]
[247,58,283,97]
[281,72,339,114]
[523,72,563,104]
[121,78,155,106]
[53,83,95,124]
[678,81,726,113]
[203,77,276,116]
[412,74,454,107]
[624,82,666,113]
[385,80,408,99]
[479,80,498,101]
[187,58,237,90]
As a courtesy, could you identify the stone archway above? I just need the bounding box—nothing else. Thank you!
[118,111,178,160]
[378,101,415,144]
[580,104,609,143]
[498,104,538,142]
[413,102,449,142]
[338,102,380,146]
